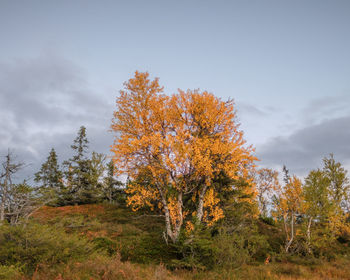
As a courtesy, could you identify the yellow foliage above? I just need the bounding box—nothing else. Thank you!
[111,71,257,240]
[274,176,304,217]
[202,188,224,226]
[185,221,195,235]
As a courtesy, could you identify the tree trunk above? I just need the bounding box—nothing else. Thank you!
[196,185,208,224]
[162,197,176,243]
[156,182,177,243]
[0,157,10,223]
[172,192,184,241]
[307,216,312,254]
[285,212,294,253]
[0,201,5,222]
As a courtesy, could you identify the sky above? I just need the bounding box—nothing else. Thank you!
[0,0,350,181]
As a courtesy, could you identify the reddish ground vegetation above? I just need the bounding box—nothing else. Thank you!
[32,204,106,221]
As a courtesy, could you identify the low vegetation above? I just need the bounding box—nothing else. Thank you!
[0,204,349,279]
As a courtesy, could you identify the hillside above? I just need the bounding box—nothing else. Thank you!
[1,203,349,280]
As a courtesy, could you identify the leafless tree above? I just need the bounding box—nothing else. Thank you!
[0,150,25,223]
[0,150,43,225]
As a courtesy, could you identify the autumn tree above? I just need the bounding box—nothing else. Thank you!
[254,168,280,217]
[272,167,304,253]
[111,71,256,243]
[303,169,333,253]
[323,154,349,214]
[322,155,349,240]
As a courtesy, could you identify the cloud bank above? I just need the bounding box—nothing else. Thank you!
[257,95,350,176]
[0,53,115,180]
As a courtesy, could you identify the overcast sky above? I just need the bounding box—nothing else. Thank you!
[1,0,350,181]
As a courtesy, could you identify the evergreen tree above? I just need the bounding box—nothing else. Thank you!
[34,148,63,201]
[103,160,123,203]
[63,126,91,204]
[34,148,63,189]
[282,165,290,185]
[86,151,106,202]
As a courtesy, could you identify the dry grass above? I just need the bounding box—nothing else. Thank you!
[26,254,181,280]
[175,260,350,280]
[16,257,349,280]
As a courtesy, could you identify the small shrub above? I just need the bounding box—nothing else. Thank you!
[171,227,216,270]
[92,237,117,256]
[213,227,269,269]
[0,265,22,280]
[0,222,96,274]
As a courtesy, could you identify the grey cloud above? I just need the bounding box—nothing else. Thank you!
[237,102,268,118]
[0,53,115,181]
[302,93,350,125]
[257,115,350,176]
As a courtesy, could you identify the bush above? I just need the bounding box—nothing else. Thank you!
[0,265,22,280]
[92,237,117,256]
[0,221,96,274]
[171,228,215,270]
[213,223,270,269]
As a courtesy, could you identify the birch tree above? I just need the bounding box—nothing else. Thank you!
[111,71,256,243]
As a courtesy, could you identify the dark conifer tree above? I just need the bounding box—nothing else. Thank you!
[63,126,92,204]
[34,148,63,204]
[103,160,123,203]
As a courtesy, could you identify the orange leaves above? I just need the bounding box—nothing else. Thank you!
[167,196,183,226]
[185,221,195,234]
[111,72,167,179]
[112,72,256,185]
[168,89,255,181]
[111,71,257,241]
[125,182,158,212]
[202,188,224,226]
[284,176,304,213]
[273,175,304,218]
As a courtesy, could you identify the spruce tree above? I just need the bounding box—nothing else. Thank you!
[63,126,91,204]
[103,160,123,203]
[87,151,107,202]
[34,148,63,204]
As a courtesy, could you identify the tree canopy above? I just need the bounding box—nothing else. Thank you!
[111,71,257,242]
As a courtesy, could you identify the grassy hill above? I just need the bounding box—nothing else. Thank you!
[0,203,349,279]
